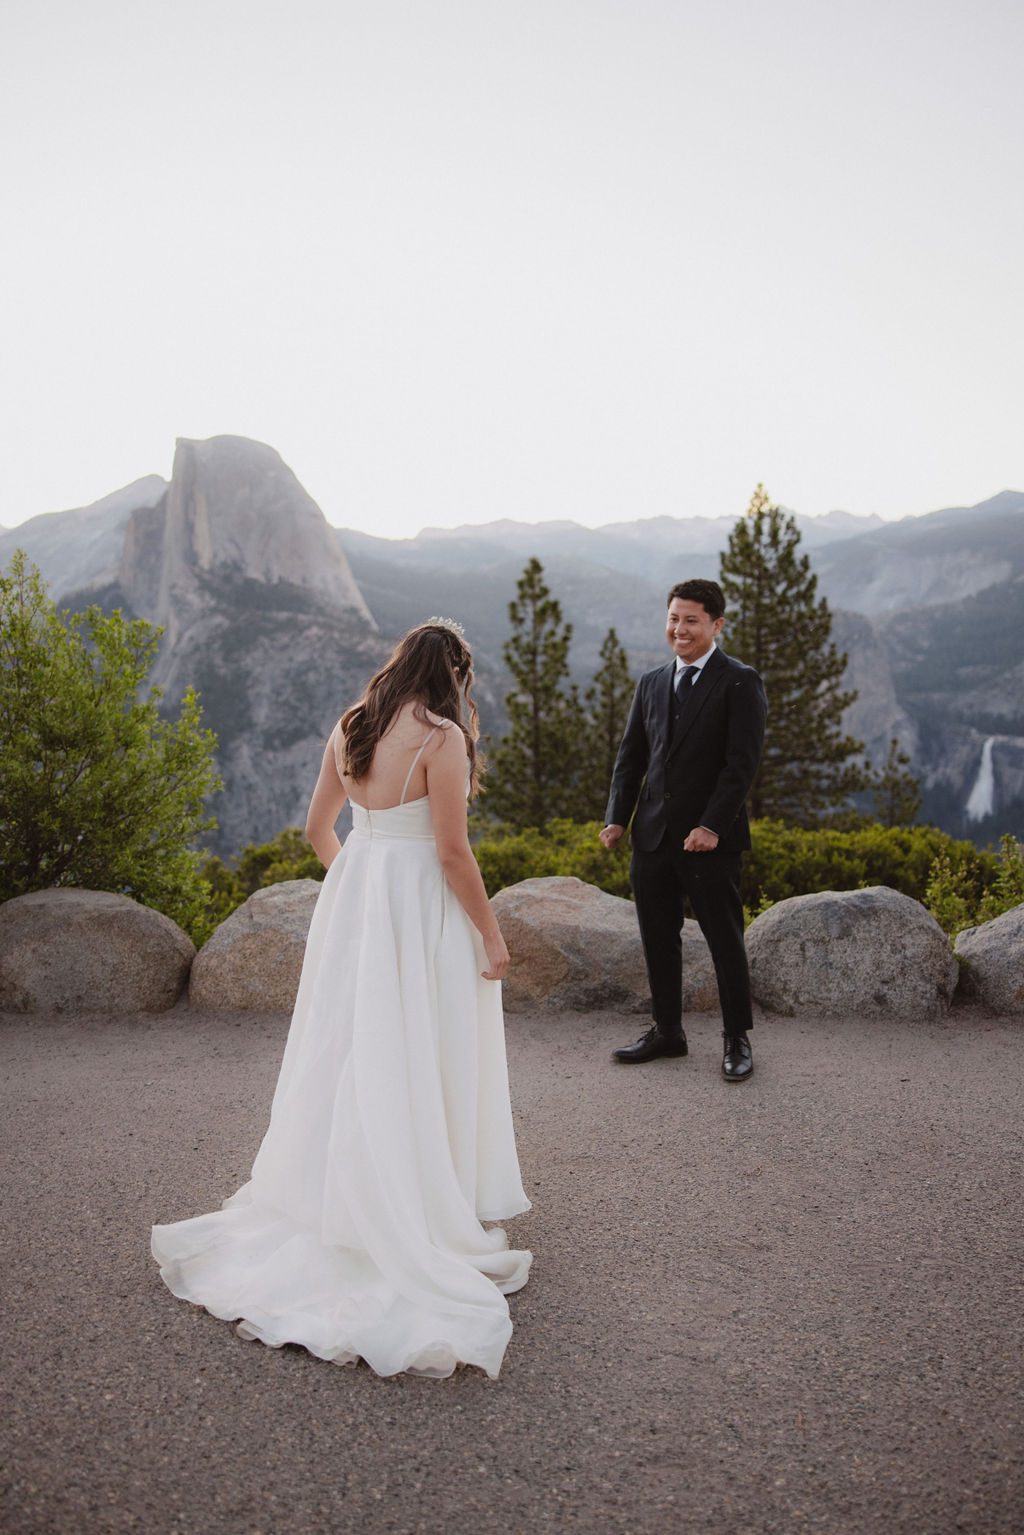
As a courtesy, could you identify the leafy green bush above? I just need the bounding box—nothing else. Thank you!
[923,851,985,940]
[980,835,1024,918]
[198,816,1023,954]
[472,816,1001,918]
[1,550,220,942]
[740,819,990,909]
[924,833,1024,937]
[472,818,632,900]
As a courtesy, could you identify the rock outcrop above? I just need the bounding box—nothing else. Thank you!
[491,875,718,1014]
[954,904,1024,1014]
[830,609,917,770]
[66,437,391,855]
[190,880,322,1011]
[745,886,958,1019]
[0,889,194,1013]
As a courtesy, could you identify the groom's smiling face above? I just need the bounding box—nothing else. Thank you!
[665,598,724,663]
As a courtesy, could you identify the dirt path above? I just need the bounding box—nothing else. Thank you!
[1,1003,1021,1534]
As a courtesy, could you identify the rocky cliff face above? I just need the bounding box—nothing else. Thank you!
[829,611,918,767]
[873,558,1024,836]
[911,722,1024,845]
[64,437,388,855]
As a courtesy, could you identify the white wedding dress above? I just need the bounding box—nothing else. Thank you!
[152,746,531,1380]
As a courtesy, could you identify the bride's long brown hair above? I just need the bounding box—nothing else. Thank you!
[339,623,484,794]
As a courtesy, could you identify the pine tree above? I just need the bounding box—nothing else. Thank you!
[871,737,922,828]
[719,485,867,824]
[578,627,634,823]
[484,558,585,829]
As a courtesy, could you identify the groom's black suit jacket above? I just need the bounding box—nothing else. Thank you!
[605,646,767,853]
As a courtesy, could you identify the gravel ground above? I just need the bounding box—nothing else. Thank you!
[1,1001,1022,1535]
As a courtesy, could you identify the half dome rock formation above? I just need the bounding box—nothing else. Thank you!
[68,436,390,855]
[117,435,374,643]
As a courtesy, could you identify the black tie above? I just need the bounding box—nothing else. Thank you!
[674,664,696,697]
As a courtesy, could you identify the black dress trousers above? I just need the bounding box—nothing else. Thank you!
[630,835,752,1037]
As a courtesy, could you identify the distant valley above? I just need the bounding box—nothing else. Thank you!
[3,438,1022,852]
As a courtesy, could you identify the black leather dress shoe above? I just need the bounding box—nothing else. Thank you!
[613,1026,688,1063]
[722,1032,753,1081]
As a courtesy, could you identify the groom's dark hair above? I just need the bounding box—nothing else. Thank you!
[667,579,725,621]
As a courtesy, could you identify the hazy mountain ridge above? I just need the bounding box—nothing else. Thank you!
[339,505,889,587]
[5,443,1023,849]
[0,475,167,598]
[811,492,1024,616]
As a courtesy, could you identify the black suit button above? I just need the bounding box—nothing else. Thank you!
[665,792,672,800]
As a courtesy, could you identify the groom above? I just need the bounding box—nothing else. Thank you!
[600,579,767,1079]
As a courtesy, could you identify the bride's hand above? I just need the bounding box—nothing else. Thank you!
[481,930,510,982]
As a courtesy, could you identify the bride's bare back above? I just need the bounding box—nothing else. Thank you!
[304,696,507,980]
[337,700,449,810]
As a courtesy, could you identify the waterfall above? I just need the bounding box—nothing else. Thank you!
[965,737,996,822]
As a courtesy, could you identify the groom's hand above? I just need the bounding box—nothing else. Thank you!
[600,824,624,850]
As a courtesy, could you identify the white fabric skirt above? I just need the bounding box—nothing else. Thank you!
[152,797,531,1379]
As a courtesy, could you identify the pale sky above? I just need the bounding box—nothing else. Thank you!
[2,0,1022,538]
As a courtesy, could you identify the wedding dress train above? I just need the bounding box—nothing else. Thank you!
[152,788,531,1379]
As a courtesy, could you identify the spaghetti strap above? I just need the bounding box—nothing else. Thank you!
[400,728,440,804]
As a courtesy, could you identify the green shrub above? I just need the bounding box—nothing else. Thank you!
[474,817,1002,918]
[925,833,1024,938]
[1,550,220,944]
[978,834,1024,921]
[473,818,632,900]
[741,819,990,909]
[923,851,984,940]
[197,817,1022,952]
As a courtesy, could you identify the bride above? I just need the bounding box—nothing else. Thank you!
[152,620,532,1379]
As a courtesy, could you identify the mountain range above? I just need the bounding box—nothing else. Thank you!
[3,437,1022,853]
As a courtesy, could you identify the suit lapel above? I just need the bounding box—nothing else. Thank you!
[659,660,676,731]
[666,646,726,759]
